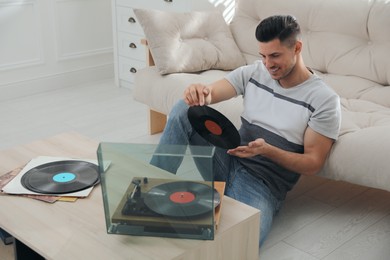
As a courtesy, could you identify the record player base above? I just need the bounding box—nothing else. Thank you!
[0,132,260,260]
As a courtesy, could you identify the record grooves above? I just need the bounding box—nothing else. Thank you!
[144,181,220,218]
[188,106,240,149]
[21,160,99,194]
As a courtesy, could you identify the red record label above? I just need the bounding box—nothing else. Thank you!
[170,191,195,204]
[204,120,223,135]
[144,181,221,217]
[187,106,241,149]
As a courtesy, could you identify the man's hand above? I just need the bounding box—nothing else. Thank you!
[228,128,335,176]
[183,84,211,106]
[227,139,268,158]
[183,79,237,106]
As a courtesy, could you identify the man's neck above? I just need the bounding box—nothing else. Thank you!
[278,59,312,88]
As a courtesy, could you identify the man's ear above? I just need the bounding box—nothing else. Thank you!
[295,40,303,54]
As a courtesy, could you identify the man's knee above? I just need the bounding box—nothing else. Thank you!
[170,100,188,118]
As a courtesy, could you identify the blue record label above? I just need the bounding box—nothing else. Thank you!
[52,172,76,183]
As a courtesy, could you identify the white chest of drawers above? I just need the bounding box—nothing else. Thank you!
[111,0,230,89]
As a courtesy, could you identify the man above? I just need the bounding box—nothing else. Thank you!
[151,15,341,246]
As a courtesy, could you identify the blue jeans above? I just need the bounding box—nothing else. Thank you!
[150,100,282,246]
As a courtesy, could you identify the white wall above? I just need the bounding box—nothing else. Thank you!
[0,0,114,101]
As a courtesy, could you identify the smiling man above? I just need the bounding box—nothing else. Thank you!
[152,15,341,246]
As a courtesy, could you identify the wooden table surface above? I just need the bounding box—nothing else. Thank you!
[0,132,260,260]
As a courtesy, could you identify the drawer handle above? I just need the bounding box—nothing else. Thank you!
[164,0,173,2]
[128,17,136,23]
[130,67,137,73]
[129,43,137,49]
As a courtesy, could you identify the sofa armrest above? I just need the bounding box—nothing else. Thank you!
[141,39,167,135]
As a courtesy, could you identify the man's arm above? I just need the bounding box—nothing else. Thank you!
[227,127,334,176]
[183,79,237,106]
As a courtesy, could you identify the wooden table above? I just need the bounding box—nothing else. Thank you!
[0,132,260,260]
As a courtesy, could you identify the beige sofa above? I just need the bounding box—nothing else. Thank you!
[134,0,390,192]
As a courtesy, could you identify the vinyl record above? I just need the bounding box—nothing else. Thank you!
[144,181,220,218]
[21,160,99,194]
[188,106,240,149]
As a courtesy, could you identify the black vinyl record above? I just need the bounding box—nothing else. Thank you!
[144,181,220,218]
[188,106,240,149]
[21,160,99,194]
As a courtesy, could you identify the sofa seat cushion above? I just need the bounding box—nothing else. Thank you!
[303,71,390,189]
[320,98,390,190]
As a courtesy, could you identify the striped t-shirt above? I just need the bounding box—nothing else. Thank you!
[225,60,341,200]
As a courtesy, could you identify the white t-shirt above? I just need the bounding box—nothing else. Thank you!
[225,60,341,199]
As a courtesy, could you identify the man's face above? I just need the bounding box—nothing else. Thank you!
[259,38,299,82]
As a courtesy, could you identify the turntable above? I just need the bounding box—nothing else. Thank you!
[110,177,224,239]
[97,142,219,240]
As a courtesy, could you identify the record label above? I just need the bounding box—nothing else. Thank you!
[144,181,220,218]
[53,172,76,183]
[169,191,195,204]
[204,120,222,135]
[188,106,240,149]
[21,160,99,194]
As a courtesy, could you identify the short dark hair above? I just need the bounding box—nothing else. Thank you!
[255,15,300,47]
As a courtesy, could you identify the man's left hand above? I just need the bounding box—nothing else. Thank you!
[227,138,268,158]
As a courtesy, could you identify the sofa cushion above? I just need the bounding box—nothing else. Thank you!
[134,9,246,75]
[319,98,390,191]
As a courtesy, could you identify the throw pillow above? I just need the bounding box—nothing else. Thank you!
[134,9,246,75]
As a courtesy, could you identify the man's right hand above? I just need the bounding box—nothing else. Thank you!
[183,79,237,107]
[183,84,211,106]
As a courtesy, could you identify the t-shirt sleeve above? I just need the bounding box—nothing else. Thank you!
[308,92,341,140]
[224,63,258,96]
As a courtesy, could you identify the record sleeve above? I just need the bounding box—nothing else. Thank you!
[2,156,100,197]
[21,160,99,194]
